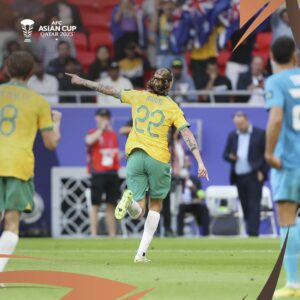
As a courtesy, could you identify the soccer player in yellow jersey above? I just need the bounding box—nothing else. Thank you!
[66,68,208,262]
[0,51,61,277]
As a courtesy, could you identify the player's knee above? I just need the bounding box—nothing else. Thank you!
[149,199,163,212]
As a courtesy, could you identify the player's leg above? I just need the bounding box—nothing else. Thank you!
[134,153,171,262]
[115,150,147,220]
[273,169,300,298]
[0,210,20,272]
[0,177,34,274]
[135,199,162,263]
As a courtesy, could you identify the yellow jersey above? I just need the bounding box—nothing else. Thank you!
[190,26,224,60]
[0,81,53,181]
[121,90,189,163]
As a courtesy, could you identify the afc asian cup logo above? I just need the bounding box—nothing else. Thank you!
[20,19,35,43]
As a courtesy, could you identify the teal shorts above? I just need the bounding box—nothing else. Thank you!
[0,177,35,213]
[271,168,300,203]
[126,149,172,201]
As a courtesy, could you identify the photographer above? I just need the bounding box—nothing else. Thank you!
[86,109,120,237]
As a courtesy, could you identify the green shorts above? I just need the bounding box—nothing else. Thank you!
[126,149,172,201]
[0,177,34,213]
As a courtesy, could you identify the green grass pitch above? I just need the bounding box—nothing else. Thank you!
[0,238,293,300]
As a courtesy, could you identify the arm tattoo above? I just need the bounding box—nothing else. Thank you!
[185,137,198,152]
[80,79,121,99]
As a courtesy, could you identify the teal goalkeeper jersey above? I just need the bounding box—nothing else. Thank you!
[265,67,300,169]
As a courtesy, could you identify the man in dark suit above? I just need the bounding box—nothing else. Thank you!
[237,56,266,103]
[223,111,269,236]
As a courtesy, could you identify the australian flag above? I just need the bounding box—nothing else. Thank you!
[171,0,237,51]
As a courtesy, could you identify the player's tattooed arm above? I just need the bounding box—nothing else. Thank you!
[65,73,121,99]
[180,127,209,180]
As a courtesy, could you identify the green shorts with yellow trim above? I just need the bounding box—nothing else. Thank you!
[0,177,34,213]
[126,149,172,201]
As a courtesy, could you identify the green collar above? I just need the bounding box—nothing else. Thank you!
[6,80,28,88]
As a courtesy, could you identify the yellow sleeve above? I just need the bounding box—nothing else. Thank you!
[172,105,190,131]
[38,99,53,132]
[120,90,138,105]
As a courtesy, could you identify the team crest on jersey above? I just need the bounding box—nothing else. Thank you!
[265,91,273,99]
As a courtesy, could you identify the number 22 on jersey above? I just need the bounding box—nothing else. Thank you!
[134,105,165,138]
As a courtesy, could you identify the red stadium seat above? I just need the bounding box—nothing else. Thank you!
[77,51,96,72]
[255,32,272,52]
[89,31,113,52]
[41,0,56,4]
[68,0,100,8]
[73,32,88,52]
[82,11,110,33]
[217,50,231,76]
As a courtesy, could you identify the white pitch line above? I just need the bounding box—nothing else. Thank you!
[16,249,279,254]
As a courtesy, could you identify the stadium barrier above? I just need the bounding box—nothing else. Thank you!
[39,90,265,104]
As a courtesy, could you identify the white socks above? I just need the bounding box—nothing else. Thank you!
[137,210,160,257]
[127,201,142,219]
[0,231,19,272]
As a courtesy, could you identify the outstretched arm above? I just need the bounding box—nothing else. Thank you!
[65,73,121,99]
[180,127,209,181]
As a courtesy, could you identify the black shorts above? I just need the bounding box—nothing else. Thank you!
[91,172,120,205]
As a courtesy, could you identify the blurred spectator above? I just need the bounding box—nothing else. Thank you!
[119,119,133,136]
[88,46,111,81]
[86,109,120,237]
[271,7,293,42]
[59,60,92,103]
[237,56,266,104]
[1,39,31,70]
[4,41,22,58]
[28,59,59,104]
[46,0,84,32]
[112,0,141,59]
[177,156,210,236]
[97,61,133,105]
[225,30,256,90]
[163,127,186,237]
[155,0,184,69]
[202,58,232,103]
[0,2,14,30]
[28,60,59,104]
[170,58,197,103]
[38,17,77,67]
[191,25,224,90]
[119,42,150,88]
[46,41,79,81]
[142,0,159,68]
[12,0,46,27]
[223,112,269,237]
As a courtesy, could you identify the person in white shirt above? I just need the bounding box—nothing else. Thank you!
[28,59,59,104]
[97,61,133,105]
[237,56,266,104]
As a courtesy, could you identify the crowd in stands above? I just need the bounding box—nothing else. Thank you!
[0,0,294,103]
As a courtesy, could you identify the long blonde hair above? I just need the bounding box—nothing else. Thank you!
[147,68,173,96]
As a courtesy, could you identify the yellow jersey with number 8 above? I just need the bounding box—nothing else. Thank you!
[121,90,189,163]
[0,82,53,181]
